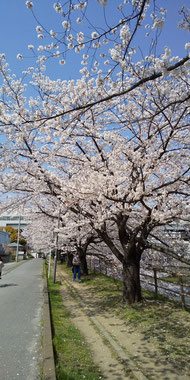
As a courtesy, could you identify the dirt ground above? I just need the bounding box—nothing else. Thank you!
[57,268,190,380]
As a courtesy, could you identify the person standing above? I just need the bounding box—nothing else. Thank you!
[0,256,4,279]
[60,253,64,264]
[72,254,81,282]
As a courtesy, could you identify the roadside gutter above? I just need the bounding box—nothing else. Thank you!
[43,269,56,380]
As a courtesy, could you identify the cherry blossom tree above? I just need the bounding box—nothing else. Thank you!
[22,197,98,274]
[0,1,190,303]
[24,212,56,254]
[14,1,189,117]
[1,51,189,302]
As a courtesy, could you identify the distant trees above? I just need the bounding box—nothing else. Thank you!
[0,226,27,246]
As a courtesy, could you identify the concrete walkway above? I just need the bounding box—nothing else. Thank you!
[0,259,56,380]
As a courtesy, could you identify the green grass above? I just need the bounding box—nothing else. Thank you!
[51,263,190,374]
[61,264,190,368]
[159,276,190,284]
[47,270,103,380]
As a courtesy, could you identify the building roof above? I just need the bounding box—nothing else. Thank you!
[8,242,24,248]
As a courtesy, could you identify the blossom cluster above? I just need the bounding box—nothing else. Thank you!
[22,0,178,73]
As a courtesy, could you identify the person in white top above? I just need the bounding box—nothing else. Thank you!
[0,256,4,279]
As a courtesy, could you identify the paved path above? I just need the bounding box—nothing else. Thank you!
[0,259,43,380]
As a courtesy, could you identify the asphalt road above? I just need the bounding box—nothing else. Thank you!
[0,259,44,380]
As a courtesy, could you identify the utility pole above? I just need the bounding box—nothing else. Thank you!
[16,216,21,262]
[48,248,52,279]
[53,210,61,283]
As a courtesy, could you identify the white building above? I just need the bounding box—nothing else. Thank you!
[0,215,29,230]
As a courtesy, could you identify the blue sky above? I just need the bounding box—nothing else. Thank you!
[0,0,189,83]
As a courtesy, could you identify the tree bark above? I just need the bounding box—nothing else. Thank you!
[122,248,142,304]
[77,247,88,275]
[80,254,88,275]
[66,252,73,267]
[96,223,143,304]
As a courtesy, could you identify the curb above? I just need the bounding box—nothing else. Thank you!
[43,270,56,380]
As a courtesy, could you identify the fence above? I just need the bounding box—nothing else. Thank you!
[87,257,190,309]
[140,266,190,310]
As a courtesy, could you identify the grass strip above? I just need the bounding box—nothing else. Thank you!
[47,271,103,380]
[61,263,190,371]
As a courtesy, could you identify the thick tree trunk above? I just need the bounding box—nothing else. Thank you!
[66,253,73,267]
[122,252,142,304]
[77,247,88,275]
[80,254,88,275]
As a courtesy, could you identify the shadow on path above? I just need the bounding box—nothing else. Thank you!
[0,283,18,288]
